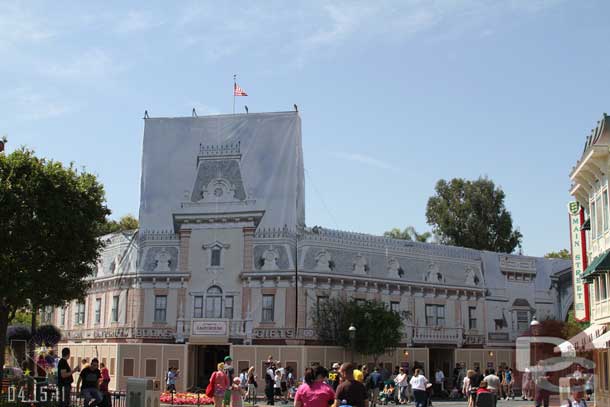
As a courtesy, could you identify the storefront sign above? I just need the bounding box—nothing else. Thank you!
[192,320,228,336]
[568,202,590,322]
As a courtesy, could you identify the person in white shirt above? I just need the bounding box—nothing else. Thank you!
[483,369,500,397]
[409,369,429,407]
[434,368,445,395]
[561,387,588,407]
[394,367,410,404]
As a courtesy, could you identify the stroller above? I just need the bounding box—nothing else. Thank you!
[379,383,397,405]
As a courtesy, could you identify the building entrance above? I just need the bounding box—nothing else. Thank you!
[194,345,231,388]
[429,348,454,388]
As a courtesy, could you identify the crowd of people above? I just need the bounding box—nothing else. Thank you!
[193,358,595,407]
[2,346,111,407]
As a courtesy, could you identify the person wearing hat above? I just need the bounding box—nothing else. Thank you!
[223,356,235,407]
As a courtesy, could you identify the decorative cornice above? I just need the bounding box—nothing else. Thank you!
[140,230,179,242]
[300,227,481,261]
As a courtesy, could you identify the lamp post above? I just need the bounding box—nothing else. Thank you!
[530,317,541,397]
[349,325,357,363]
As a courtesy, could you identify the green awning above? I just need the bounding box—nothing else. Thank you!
[582,252,610,282]
[581,218,591,231]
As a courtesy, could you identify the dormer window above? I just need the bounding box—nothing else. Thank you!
[211,248,221,267]
[202,241,230,271]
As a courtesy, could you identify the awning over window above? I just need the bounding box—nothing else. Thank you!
[586,329,610,350]
[582,251,610,282]
[554,324,607,353]
[581,218,591,231]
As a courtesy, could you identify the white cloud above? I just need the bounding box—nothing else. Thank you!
[42,49,126,80]
[2,88,76,120]
[170,0,567,64]
[332,152,397,171]
[0,3,54,49]
[114,10,162,33]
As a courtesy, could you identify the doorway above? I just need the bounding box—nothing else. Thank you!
[429,348,454,378]
[195,345,230,388]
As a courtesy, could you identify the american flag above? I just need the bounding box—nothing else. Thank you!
[234,83,248,96]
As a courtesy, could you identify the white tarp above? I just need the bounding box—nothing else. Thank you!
[138,112,305,231]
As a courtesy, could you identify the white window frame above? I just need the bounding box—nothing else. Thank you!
[205,286,223,319]
[425,304,445,326]
[111,295,119,322]
[262,295,275,322]
[225,295,234,320]
[516,310,530,332]
[154,295,167,322]
[75,302,85,325]
[468,306,477,330]
[94,298,102,324]
[193,296,204,319]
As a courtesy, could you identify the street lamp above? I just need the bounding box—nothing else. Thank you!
[530,317,540,395]
[348,325,356,363]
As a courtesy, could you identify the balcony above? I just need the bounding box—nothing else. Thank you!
[404,325,485,347]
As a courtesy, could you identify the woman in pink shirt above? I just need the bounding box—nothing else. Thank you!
[294,366,335,407]
[211,363,230,407]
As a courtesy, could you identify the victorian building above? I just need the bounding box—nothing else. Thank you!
[51,111,571,391]
[569,113,610,405]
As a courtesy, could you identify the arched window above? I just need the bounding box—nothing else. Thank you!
[205,286,223,318]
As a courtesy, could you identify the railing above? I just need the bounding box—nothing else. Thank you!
[406,325,464,345]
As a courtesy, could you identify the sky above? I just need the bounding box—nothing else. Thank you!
[2,0,610,257]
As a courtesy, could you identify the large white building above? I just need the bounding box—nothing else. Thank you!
[52,111,571,391]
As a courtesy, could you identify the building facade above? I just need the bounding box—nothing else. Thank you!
[570,113,610,405]
[52,112,571,391]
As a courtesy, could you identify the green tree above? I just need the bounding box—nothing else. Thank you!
[9,310,32,326]
[0,148,110,375]
[311,298,404,362]
[563,308,590,340]
[384,226,433,242]
[98,214,139,235]
[545,249,571,260]
[426,177,523,253]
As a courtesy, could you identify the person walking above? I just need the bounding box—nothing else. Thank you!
[245,366,257,405]
[57,347,80,407]
[265,362,276,405]
[211,363,230,407]
[224,357,235,407]
[231,378,245,407]
[409,369,429,407]
[434,368,445,397]
[482,369,500,399]
[367,367,382,407]
[99,362,111,407]
[294,366,335,407]
[76,357,103,407]
[334,363,369,407]
[522,368,533,401]
[463,370,474,407]
[535,371,552,407]
[394,368,409,404]
[166,367,179,392]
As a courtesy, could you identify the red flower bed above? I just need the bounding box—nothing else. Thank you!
[160,391,214,405]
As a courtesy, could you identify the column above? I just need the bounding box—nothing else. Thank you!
[179,229,192,273]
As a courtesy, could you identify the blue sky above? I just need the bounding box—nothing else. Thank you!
[2,0,609,256]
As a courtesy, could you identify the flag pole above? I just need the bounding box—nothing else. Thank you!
[233,74,236,114]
